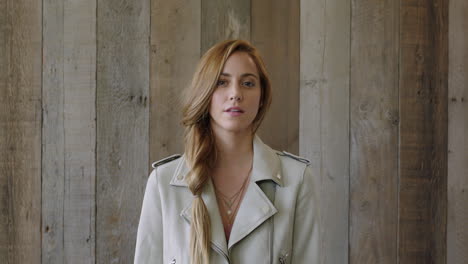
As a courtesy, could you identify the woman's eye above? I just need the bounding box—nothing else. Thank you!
[243,81,255,87]
[217,80,227,86]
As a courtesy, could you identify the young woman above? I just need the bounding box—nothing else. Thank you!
[134,39,319,264]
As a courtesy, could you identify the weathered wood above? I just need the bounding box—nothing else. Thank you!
[42,0,97,263]
[96,0,150,262]
[0,0,42,263]
[251,0,300,153]
[448,0,468,262]
[398,0,448,263]
[349,0,399,263]
[150,0,200,167]
[201,0,250,54]
[299,0,350,263]
[42,0,65,262]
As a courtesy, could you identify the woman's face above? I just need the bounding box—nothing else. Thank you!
[209,51,262,135]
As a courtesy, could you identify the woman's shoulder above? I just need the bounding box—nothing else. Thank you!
[273,150,312,183]
[275,150,311,166]
[151,154,182,169]
[149,154,183,183]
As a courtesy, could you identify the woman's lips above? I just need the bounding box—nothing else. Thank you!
[225,110,244,117]
[224,106,244,117]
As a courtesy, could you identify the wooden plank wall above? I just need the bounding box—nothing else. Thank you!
[350,0,400,263]
[149,0,200,165]
[201,0,250,54]
[448,0,468,262]
[252,0,300,153]
[0,0,42,263]
[399,0,448,262]
[42,0,96,263]
[300,0,350,263]
[1,0,467,263]
[96,0,150,263]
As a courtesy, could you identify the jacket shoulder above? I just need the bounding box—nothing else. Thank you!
[276,151,311,165]
[151,154,182,169]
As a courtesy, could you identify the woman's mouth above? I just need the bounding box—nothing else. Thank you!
[224,107,244,116]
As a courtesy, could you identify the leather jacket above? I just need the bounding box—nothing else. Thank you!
[134,134,319,264]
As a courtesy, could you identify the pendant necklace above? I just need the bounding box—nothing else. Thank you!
[213,165,252,229]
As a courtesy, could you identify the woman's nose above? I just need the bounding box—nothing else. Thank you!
[229,82,242,101]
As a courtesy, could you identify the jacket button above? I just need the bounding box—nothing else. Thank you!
[177,174,183,180]
[276,173,281,179]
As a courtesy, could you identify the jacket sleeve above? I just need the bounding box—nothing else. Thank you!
[290,165,320,264]
[134,168,163,264]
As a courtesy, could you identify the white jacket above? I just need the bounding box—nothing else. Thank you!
[134,134,319,264]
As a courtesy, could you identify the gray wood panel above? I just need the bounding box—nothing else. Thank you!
[448,0,468,262]
[0,0,42,263]
[42,0,97,263]
[96,0,150,262]
[300,0,350,263]
[349,0,399,263]
[42,0,65,262]
[252,0,300,153]
[201,0,250,54]
[150,0,201,167]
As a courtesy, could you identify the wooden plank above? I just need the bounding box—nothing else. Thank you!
[299,0,350,263]
[398,0,448,262]
[62,1,96,262]
[201,0,250,54]
[150,0,200,167]
[448,0,468,262]
[96,0,150,262]
[42,0,65,262]
[349,0,399,263]
[0,0,42,263]
[42,0,97,263]
[251,0,300,153]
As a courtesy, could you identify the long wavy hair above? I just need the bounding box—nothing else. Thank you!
[181,39,272,264]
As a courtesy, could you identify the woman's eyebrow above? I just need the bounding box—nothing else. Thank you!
[220,72,259,80]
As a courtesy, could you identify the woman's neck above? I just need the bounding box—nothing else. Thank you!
[212,130,254,169]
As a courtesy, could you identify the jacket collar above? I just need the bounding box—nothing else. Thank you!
[171,134,283,258]
[170,134,284,187]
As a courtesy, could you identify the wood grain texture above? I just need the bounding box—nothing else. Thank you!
[42,0,65,262]
[201,0,250,54]
[300,0,350,263]
[0,0,42,263]
[96,0,150,262]
[150,0,200,168]
[42,0,97,263]
[448,0,468,262]
[398,0,448,263]
[251,0,300,153]
[349,0,399,263]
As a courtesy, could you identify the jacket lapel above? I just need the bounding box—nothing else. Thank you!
[227,134,283,249]
[171,134,284,256]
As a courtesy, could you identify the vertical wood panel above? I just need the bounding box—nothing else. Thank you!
[42,0,97,263]
[97,0,150,262]
[252,0,300,153]
[201,0,250,54]
[399,0,448,263]
[62,1,96,261]
[0,0,42,263]
[448,0,468,262]
[150,0,200,166]
[349,0,399,263]
[42,0,65,261]
[300,0,350,263]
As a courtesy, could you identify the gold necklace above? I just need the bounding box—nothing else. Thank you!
[213,166,252,225]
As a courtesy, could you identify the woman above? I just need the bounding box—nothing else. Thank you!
[134,39,319,264]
